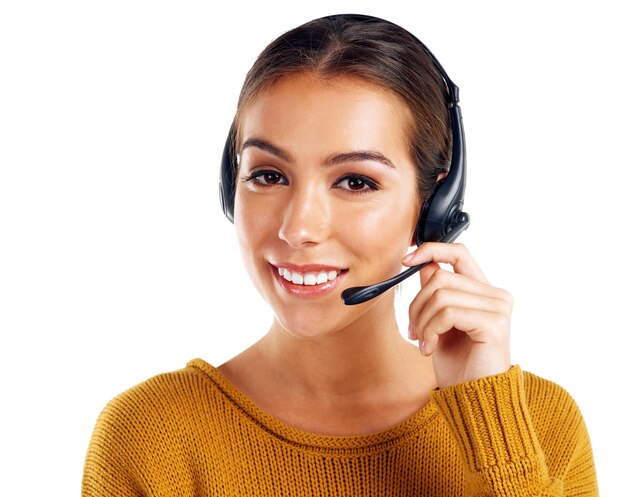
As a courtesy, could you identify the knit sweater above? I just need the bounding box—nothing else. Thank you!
[82,360,598,496]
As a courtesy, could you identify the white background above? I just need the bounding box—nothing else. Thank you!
[1,0,624,495]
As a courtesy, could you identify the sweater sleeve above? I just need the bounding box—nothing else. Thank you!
[430,366,598,496]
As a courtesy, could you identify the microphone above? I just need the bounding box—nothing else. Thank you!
[341,214,470,305]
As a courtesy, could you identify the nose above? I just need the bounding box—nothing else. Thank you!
[278,184,331,248]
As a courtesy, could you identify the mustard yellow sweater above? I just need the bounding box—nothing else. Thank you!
[82,361,598,496]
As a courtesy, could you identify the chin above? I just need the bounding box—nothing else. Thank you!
[270,296,383,341]
[272,310,341,340]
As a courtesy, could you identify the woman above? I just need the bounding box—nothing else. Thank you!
[82,14,598,496]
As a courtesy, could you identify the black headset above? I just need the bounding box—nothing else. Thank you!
[218,14,470,305]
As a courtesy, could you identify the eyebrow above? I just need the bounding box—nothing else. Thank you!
[324,151,395,169]
[241,138,292,162]
[241,137,396,169]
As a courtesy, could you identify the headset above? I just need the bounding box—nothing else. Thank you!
[218,14,470,305]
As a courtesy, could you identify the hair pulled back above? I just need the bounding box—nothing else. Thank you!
[233,14,452,203]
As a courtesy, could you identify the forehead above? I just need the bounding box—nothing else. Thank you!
[238,72,413,156]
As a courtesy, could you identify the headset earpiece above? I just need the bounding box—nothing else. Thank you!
[219,124,236,223]
[415,102,468,245]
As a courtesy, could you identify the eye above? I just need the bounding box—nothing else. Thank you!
[241,169,288,187]
[334,174,379,193]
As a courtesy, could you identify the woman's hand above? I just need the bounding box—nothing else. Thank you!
[402,242,512,389]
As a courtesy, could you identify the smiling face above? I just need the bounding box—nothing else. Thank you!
[234,72,420,339]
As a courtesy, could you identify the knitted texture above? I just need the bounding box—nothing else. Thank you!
[82,362,598,496]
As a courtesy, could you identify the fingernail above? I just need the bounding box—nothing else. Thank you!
[419,339,429,355]
[408,322,415,339]
[403,247,426,264]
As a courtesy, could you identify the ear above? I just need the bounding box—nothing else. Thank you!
[436,171,448,182]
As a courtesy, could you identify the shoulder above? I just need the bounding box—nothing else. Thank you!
[521,369,593,465]
[93,359,223,441]
[521,369,586,425]
[86,359,227,471]
[84,360,234,493]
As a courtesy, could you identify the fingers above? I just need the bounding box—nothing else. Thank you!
[404,242,513,359]
[409,286,511,349]
[417,261,440,289]
[409,286,511,338]
[402,242,488,284]
[409,267,512,329]
[416,307,510,356]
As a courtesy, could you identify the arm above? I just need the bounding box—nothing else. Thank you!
[431,366,598,496]
[404,243,598,496]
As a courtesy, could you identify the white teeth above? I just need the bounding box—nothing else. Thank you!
[316,272,328,284]
[276,267,342,286]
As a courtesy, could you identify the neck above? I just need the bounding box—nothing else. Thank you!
[256,294,433,400]
[218,293,437,435]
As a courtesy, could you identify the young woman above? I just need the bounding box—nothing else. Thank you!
[83,14,598,496]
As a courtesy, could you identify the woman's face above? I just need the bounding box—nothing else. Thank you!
[234,72,420,338]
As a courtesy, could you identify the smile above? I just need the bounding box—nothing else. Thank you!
[277,267,342,286]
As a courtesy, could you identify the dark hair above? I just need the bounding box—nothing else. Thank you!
[233,14,452,203]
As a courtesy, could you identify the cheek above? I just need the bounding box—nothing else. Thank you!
[338,197,418,265]
[234,194,267,269]
[233,193,281,303]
